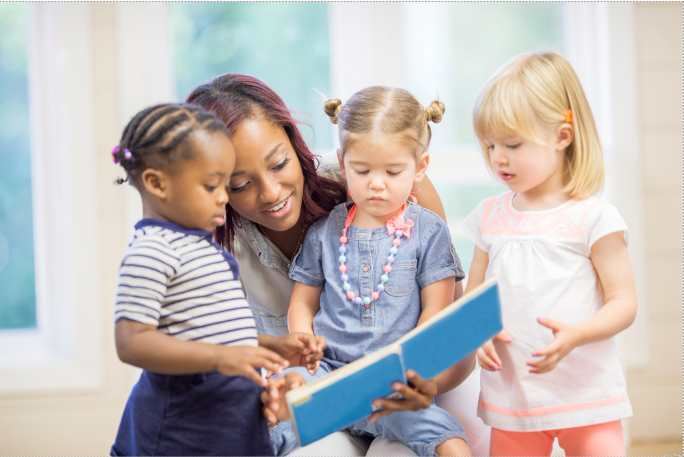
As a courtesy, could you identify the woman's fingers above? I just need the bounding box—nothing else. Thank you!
[405,370,437,397]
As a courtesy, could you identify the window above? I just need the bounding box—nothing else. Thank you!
[0,3,36,330]
[170,3,333,151]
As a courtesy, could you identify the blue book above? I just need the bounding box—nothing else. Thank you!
[285,279,502,447]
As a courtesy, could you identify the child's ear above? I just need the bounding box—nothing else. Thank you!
[555,124,574,152]
[336,148,347,180]
[414,152,430,183]
[140,168,168,199]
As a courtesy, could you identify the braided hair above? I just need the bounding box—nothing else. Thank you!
[113,103,230,185]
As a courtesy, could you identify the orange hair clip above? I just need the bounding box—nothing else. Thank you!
[564,109,573,123]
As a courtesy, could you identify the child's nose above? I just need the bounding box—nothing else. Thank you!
[369,174,385,190]
[218,187,229,206]
[490,147,506,164]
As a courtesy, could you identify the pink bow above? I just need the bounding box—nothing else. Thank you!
[386,214,414,238]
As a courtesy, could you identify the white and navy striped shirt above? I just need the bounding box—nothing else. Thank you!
[115,218,258,347]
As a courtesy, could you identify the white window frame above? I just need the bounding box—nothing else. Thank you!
[0,3,175,394]
[0,4,101,393]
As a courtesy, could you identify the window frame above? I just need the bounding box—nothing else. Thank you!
[0,3,102,393]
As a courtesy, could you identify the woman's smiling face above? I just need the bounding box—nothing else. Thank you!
[227,117,305,232]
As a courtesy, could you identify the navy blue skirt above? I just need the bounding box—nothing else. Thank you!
[111,370,274,456]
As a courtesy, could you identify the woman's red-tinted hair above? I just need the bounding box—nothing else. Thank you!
[186,74,346,251]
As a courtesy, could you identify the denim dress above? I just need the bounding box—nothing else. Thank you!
[272,201,467,456]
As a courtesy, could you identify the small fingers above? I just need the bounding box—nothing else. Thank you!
[527,355,559,374]
[307,360,320,376]
[495,329,513,343]
[241,366,267,387]
[315,336,327,352]
[262,406,278,424]
[477,342,502,371]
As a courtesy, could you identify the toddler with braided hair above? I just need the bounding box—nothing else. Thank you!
[110,103,324,456]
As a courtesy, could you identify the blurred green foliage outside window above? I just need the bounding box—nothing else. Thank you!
[171,3,332,151]
[0,3,36,330]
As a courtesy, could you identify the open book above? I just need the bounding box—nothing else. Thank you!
[285,278,502,446]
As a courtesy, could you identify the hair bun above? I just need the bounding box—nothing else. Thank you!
[425,100,445,124]
[324,99,342,124]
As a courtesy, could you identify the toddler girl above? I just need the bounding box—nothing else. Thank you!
[110,103,323,456]
[278,87,471,456]
[464,52,637,456]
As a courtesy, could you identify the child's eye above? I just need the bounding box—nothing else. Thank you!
[486,145,494,150]
[507,143,521,149]
[205,185,217,192]
[387,171,400,176]
[355,170,369,175]
[273,156,290,171]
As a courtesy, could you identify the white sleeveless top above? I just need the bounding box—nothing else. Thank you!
[462,192,632,432]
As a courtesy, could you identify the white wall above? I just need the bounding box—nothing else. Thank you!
[624,2,683,442]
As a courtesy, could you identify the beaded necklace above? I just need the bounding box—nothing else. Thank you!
[338,203,414,309]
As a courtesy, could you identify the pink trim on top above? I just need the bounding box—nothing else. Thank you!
[481,193,601,238]
[479,394,630,417]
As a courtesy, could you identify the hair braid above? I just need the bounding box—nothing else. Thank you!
[113,103,229,185]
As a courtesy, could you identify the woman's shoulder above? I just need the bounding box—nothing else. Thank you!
[316,150,344,185]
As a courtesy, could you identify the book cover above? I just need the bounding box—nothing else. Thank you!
[286,279,502,446]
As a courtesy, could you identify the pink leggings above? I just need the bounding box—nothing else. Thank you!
[490,420,625,456]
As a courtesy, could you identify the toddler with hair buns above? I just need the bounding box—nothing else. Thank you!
[266,86,472,456]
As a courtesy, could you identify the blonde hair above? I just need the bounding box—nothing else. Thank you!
[324,86,444,159]
[473,51,604,199]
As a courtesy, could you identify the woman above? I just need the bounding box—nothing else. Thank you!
[186,74,489,456]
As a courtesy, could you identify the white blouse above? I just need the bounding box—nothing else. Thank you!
[462,192,632,432]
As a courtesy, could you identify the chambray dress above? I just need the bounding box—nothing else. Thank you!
[272,201,467,456]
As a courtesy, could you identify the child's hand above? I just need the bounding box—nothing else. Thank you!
[270,333,326,376]
[527,317,580,374]
[261,372,307,423]
[476,329,512,371]
[216,345,289,387]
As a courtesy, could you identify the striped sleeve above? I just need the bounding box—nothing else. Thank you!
[115,235,180,325]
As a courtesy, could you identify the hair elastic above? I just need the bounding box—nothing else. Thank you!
[111,146,120,164]
[564,109,573,123]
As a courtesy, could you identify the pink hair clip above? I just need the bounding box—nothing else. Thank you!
[111,146,120,164]
[124,149,132,160]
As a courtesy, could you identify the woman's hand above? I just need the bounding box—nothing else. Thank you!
[476,329,512,371]
[270,333,326,375]
[527,317,580,374]
[367,370,438,423]
[261,372,307,423]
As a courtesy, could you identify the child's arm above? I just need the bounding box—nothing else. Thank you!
[527,232,637,373]
[115,319,288,386]
[417,276,455,325]
[468,246,512,372]
[287,282,323,335]
[287,282,324,373]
